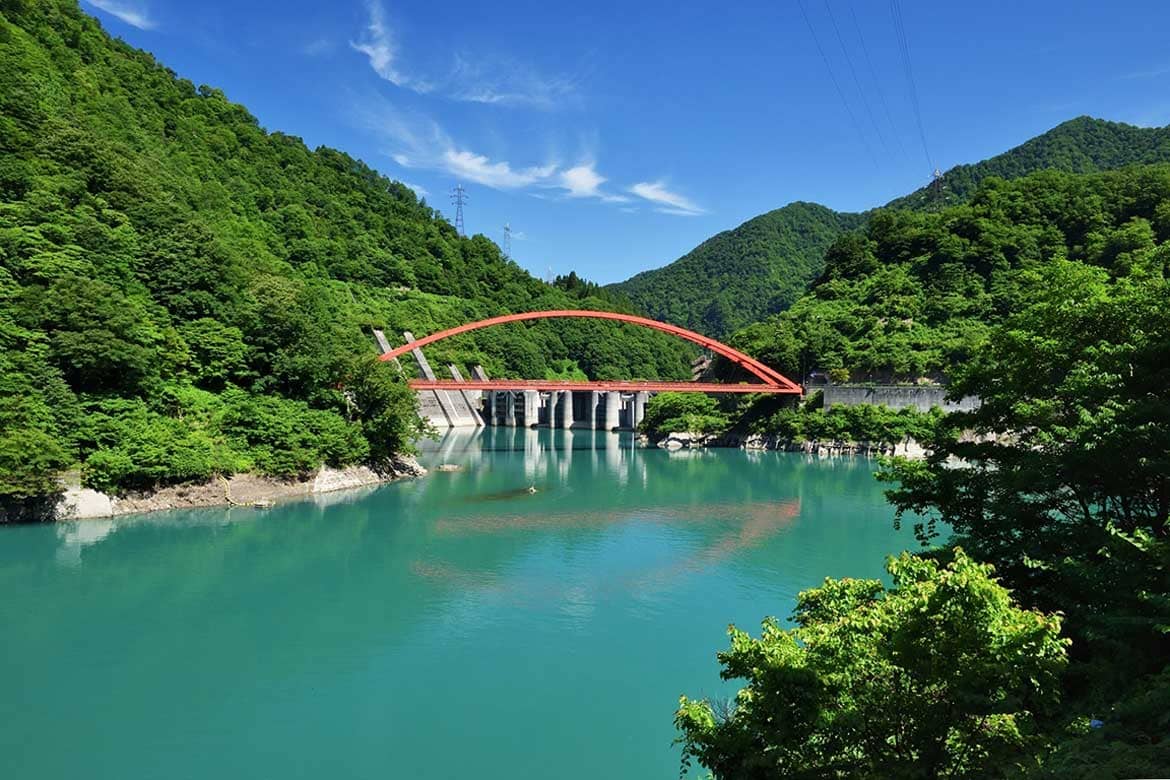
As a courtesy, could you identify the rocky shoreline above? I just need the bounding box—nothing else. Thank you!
[653,431,928,458]
[3,456,427,523]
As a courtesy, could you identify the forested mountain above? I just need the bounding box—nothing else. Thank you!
[683,184,1170,777]
[0,0,692,501]
[607,203,865,338]
[609,117,1170,339]
[888,116,1170,211]
[728,164,1170,383]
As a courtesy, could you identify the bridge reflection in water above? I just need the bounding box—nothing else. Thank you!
[416,426,806,598]
[12,398,909,780]
[425,424,650,487]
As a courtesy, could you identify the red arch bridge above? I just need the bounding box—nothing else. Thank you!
[377,310,801,429]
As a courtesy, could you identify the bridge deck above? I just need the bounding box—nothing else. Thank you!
[409,379,800,394]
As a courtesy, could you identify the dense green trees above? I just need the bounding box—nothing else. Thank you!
[611,117,1170,342]
[881,263,1170,774]
[887,116,1170,211]
[638,390,941,446]
[680,254,1170,777]
[729,165,1170,383]
[639,392,729,436]
[609,203,865,338]
[0,0,692,503]
[677,550,1068,779]
[750,402,942,444]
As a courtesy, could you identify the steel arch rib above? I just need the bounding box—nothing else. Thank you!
[378,309,801,392]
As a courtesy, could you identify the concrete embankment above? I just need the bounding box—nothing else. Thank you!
[654,431,928,458]
[3,456,427,523]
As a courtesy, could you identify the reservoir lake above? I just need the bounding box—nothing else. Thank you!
[1,428,919,779]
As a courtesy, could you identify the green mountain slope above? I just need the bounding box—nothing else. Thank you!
[727,164,1170,383]
[610,117,1170,339]
[608,203,866,338]
[0,0,692,502]
[888,116,1170,211]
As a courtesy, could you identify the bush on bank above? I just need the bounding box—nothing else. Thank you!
[639,389,943,445]
[677,550,1069,779]
[639,392,730,437]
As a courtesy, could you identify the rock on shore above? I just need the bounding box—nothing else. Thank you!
[655,432,721,450]
[7,456,427,523]
[654,432,928,458]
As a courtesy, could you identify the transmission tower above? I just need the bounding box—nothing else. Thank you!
[503,223,512,257]
[450,183,467,235]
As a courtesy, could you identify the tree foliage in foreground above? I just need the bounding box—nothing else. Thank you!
[677,550,1068,779]
[882,261,1170,773]
[680,251,1169,778]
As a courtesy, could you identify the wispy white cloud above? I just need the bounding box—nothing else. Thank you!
[448,54,578,110]
[441,149,556,189]
[628,180,705,216]
[84,0,155,30]
[351,0,432,93]
[400,181,429,197]
[357,96,674,209]
[358,100,557,190]
[558,163,630,202]
[560,164,605,197]
[351,3,576,109]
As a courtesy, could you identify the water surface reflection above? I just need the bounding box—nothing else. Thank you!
[1,427,913,780]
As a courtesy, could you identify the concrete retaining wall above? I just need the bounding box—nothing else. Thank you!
[822,385,980,413]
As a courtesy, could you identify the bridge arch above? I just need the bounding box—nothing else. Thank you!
[378,309,801,392]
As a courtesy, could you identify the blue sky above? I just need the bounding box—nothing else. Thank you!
[83,0,1170,283]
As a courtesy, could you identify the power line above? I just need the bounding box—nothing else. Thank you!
[450,183,467,236]
[848,3,908,161]
[822,0,890,157]
[794,0,879,169]
[889,0,934,172]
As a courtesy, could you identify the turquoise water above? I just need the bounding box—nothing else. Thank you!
[1,429,916,779]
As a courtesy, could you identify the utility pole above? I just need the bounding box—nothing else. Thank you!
[503,223,512,257]
[450,183,467,235]
[930,168,944,199]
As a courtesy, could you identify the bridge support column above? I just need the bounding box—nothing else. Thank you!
[546,391,558,427]
[504,391,516,427]
[587,391,600,429]
[485,391,497,425]
[634,392,648,430]
[558,391,573,429]
[538,392,551,426]
[523,391,539,428]
[604,391,620,431]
